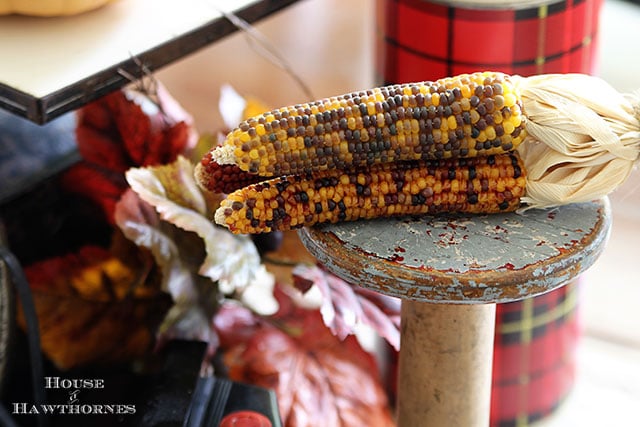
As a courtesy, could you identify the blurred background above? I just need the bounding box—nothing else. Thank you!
[155,0,640,425]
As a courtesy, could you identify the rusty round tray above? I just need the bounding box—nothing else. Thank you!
[298,198,611,304]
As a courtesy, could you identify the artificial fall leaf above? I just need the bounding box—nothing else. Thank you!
[61,82,196,225]
[121,156,276,314]
[20,240,170,370]
[292,264,401,351]
[218,289,395,427]
[114,189,218,345]
[114,156,276,349]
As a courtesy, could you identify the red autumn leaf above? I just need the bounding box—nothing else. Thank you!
[61,82,196,225]
[20,239,170,370]
[217,289,395,427]
[292,264,401,350]
[104,91,153,165]
[74,124,130,173]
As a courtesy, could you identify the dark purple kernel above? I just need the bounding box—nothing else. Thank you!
[513,164,522,178]
[484,98,495,113]
[485,114,494,125]
[446,91,456,105]
[468,166,477,180]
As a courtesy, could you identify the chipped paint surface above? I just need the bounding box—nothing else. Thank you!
[298,199,612,303]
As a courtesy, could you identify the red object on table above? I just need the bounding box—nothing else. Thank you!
[219,410,273,427]
[374,0,601,424]
[375,0,603,83]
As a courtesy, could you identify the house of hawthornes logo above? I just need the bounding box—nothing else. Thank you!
[11,376,136,416]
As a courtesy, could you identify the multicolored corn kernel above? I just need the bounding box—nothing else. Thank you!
[196,151,266,194]
[211,71,526,177]
[214,152,527,234]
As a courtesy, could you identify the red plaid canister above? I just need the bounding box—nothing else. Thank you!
[375,0,602,83]
[491,281,581,426]
[375,0,602,425]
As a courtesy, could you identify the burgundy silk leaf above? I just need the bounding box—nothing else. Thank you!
[63,84,195,225]
[221,289,395,427]
[292,264,400,350]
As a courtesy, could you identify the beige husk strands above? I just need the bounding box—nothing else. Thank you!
[512,73,640,209]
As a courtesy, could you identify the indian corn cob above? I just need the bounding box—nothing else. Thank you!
[214,153,526,234]
[210,71,526,177]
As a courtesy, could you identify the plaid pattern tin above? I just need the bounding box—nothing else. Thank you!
[375,0,600,424]
[375,0,603,83]
[491,281,581,426]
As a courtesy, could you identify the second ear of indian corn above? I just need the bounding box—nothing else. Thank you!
[215,153,527,234]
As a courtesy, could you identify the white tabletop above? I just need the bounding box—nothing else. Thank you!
[0,0,297,123]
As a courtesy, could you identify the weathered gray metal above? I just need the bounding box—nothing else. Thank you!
[299,199,611,304]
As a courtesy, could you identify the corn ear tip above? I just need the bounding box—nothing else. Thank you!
[210,144,236,165]
[193,162,211,193]
[214,204,230,228]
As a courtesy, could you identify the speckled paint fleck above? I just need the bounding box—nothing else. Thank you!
[298,199,611,303]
